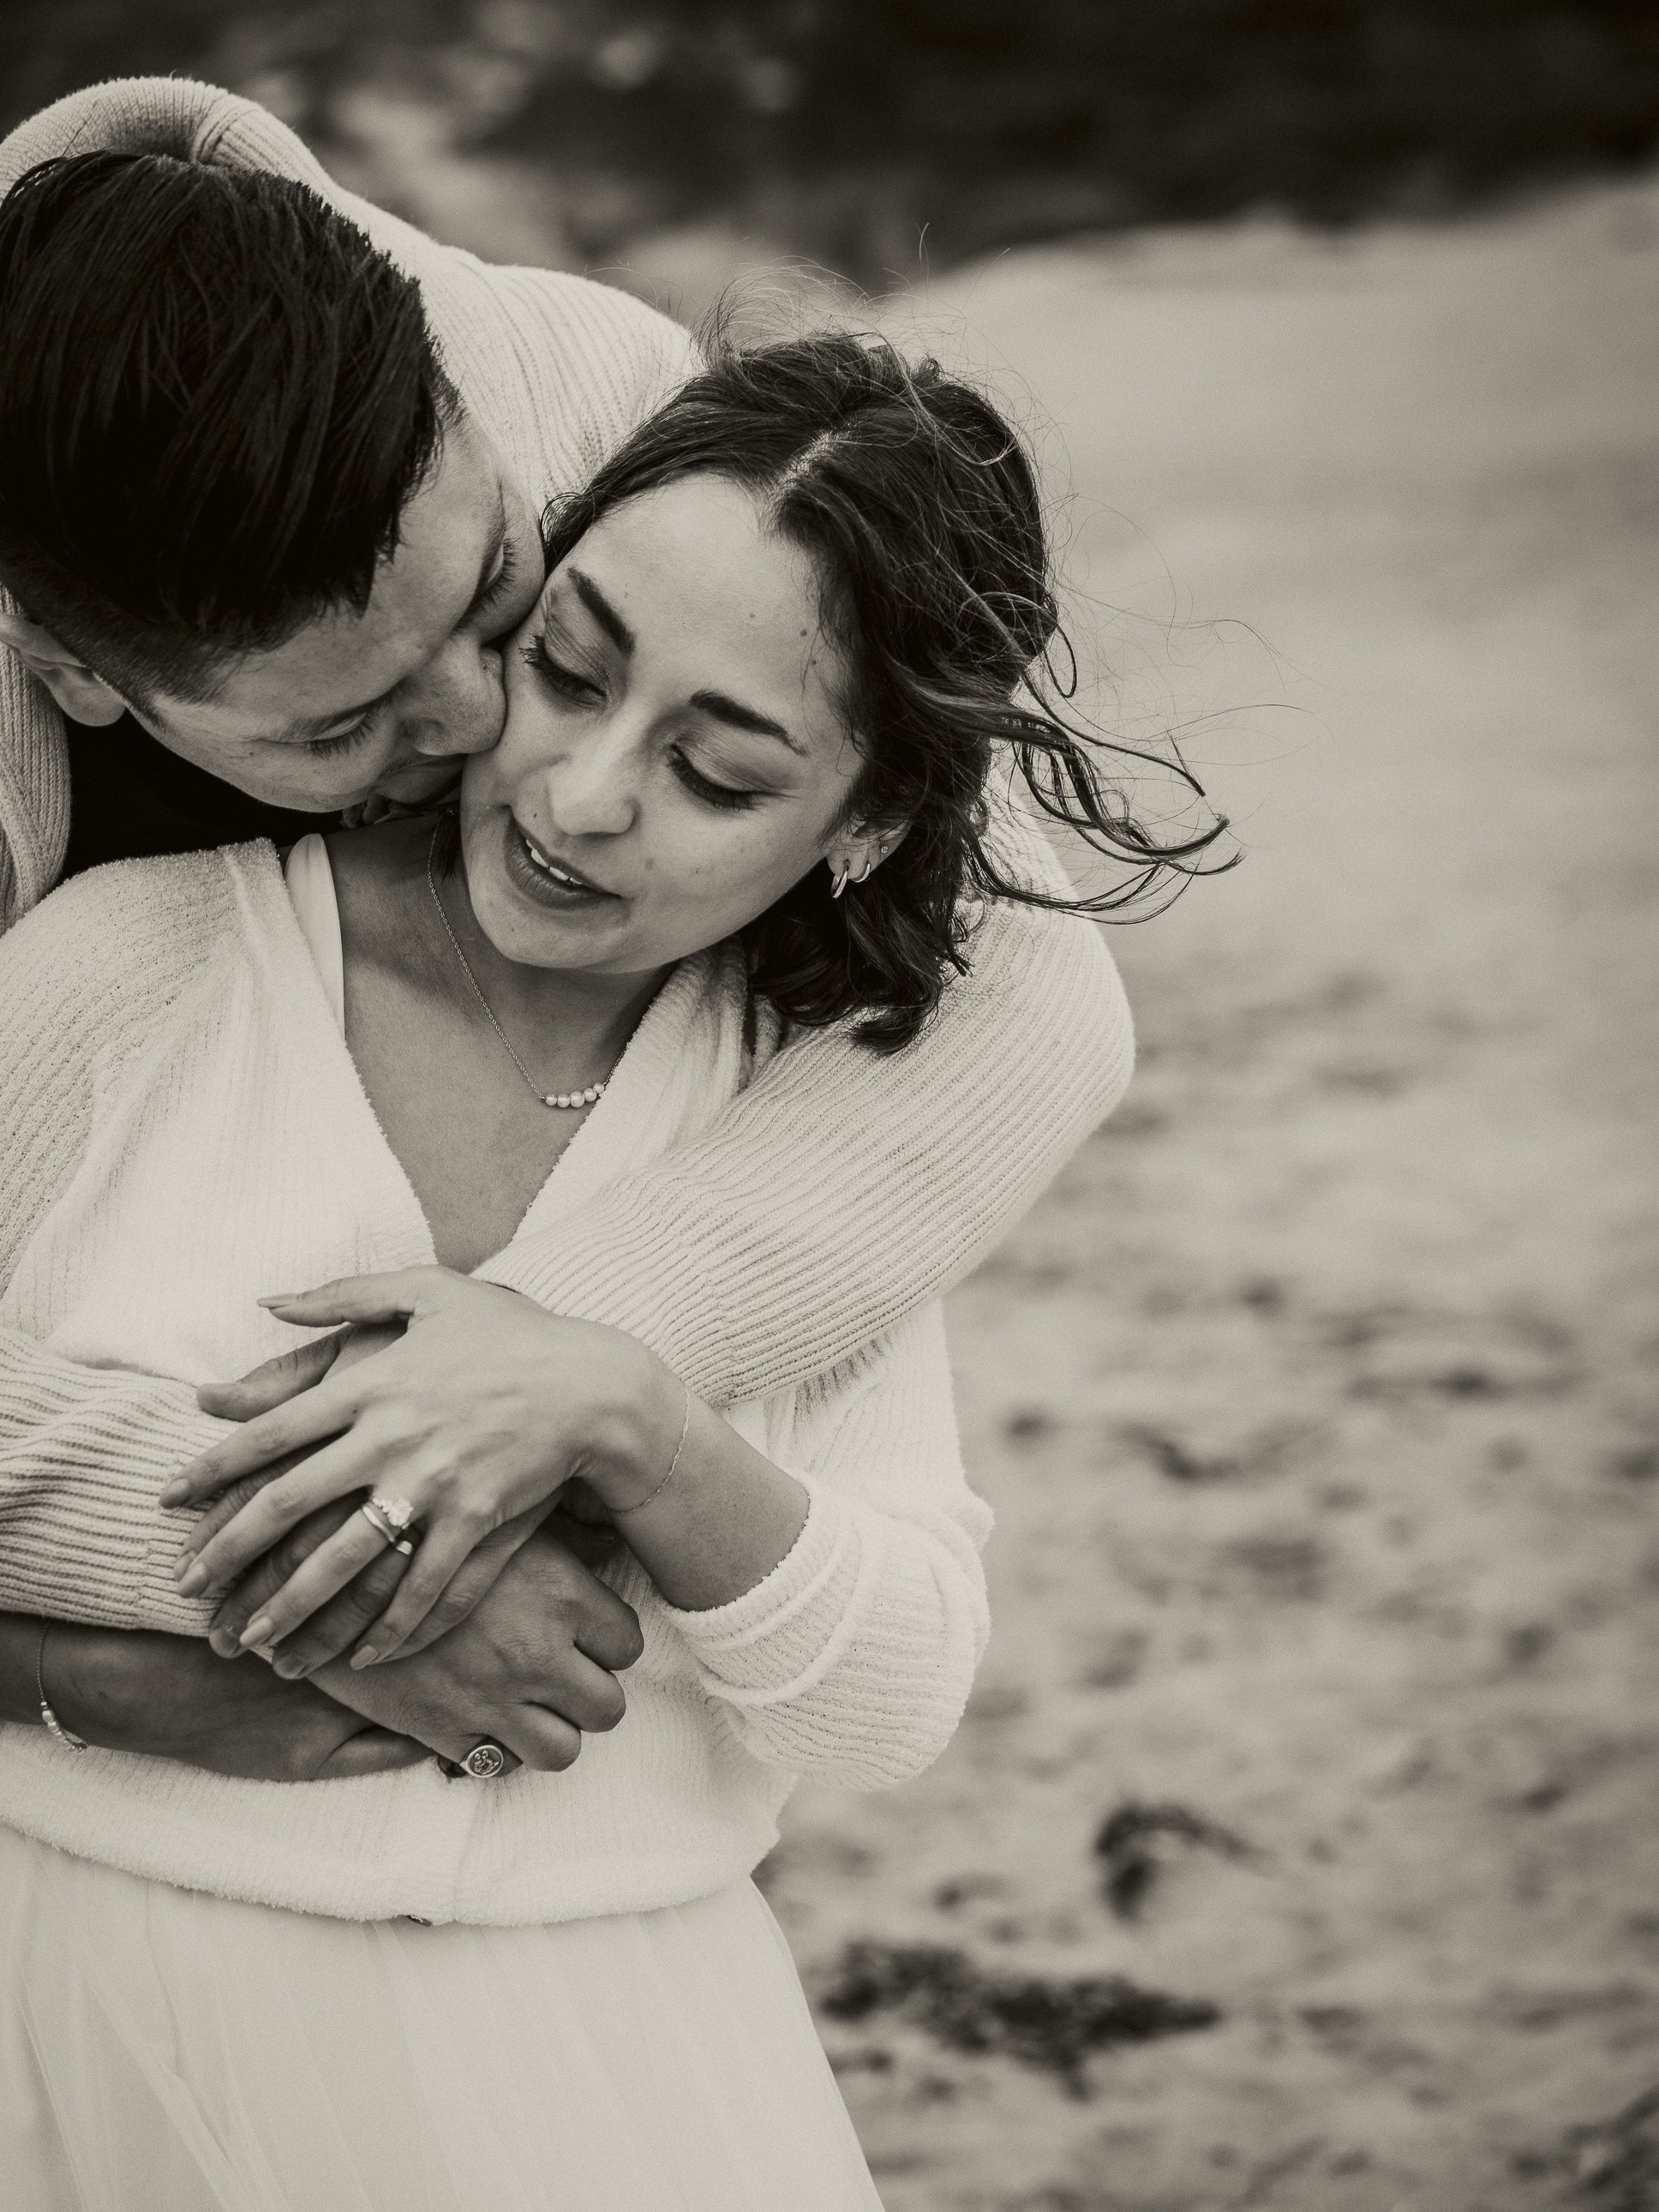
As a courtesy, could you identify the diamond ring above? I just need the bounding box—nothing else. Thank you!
[359,1495,416,1545]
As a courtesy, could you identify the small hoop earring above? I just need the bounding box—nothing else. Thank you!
[830,852,880,900]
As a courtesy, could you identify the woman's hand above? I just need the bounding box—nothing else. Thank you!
[164,1268,683,1664]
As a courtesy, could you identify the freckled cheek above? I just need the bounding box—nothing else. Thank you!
[690,828,823,932]
[632,835,764,943]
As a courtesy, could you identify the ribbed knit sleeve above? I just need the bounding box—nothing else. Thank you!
[298,193,701,485]
[480,851,1133,1404]
[662,1305,991,1789]
[0,1336,223,1632]
[0,864,231,1631]
[159,82,704,483]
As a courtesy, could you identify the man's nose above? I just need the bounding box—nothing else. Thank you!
[405,640,507,758]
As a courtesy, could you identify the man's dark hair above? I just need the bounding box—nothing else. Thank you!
[0,151,456,706]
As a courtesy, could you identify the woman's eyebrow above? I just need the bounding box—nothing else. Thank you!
[559,567,801,753]
[690,691,806,756]
[567,569,635,655]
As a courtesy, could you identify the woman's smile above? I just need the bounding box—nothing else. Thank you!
[500,813,625,912]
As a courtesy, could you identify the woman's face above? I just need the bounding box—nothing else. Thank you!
[458,473,866,976]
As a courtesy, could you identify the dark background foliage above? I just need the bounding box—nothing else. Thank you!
[3,1,1657,282]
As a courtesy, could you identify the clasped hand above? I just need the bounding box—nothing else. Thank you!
[165,1268,684,1669]
[309,1525,642,1773]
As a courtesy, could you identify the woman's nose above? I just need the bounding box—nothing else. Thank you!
[542,733,639,839]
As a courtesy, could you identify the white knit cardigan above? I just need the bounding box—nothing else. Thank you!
[0,81,1135,1632]
[0,843,991,1924]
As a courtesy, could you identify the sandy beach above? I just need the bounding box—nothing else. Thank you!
[752,177,1659,2210]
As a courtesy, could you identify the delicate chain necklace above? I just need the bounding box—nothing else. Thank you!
[425,827,609,1112]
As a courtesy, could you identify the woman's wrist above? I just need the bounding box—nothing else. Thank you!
[594,1395,812,1613]
[577,1340,696,1514]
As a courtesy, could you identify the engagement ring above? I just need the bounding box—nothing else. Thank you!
[359,1495,416,1545]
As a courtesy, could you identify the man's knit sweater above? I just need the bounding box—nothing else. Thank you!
[0,81,1134,1637]
[0,844,990,1922]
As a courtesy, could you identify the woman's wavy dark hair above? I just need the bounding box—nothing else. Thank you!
[542,330,1229,1051]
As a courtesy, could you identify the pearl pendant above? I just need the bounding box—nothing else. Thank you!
[544,1083,604,1110]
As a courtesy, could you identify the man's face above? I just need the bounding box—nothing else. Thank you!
[130,413,544,812]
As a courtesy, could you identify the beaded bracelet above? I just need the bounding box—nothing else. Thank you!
[36,1621,88,1752]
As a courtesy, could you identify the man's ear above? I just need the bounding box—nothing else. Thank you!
[0,606,129,726]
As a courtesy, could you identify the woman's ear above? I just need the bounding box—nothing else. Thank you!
[0,606,129,726]
[825,822,909,897]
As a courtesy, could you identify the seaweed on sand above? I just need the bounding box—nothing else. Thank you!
[1093,1801,1255,1921]
[818,1941,1219,2095]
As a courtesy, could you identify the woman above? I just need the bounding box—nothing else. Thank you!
[0,334,1219,2209]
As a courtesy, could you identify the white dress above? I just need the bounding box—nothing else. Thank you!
[0,1828,879,2212]
[0,839,886,2212]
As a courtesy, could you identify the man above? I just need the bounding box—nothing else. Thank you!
[0,81,1131,1783]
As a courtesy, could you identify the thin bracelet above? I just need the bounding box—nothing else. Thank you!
[611,1382,693,1517]
[36,1622,87,1752]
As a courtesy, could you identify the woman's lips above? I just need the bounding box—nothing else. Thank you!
[500,816,622,910]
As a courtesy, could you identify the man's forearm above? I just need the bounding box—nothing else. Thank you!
[0,1610,45,1727]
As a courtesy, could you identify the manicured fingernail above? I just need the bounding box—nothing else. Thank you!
[350,1646,377,1671]
[239,1615,274,1650]
[159,1478,189,1508]
[177,1561,207,1596]
[256,1293,302,1309]
[273,1654,309,1680]
[208,1626,237,1657]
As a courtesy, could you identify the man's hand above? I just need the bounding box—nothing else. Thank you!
[21,1617,428,1783]
[305,1527,644,1774]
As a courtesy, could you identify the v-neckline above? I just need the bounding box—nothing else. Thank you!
[241,839,728,1277]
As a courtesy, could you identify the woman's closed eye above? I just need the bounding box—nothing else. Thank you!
[669,750,762,812]
[522,632,605,704]
[523,632,764,811]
